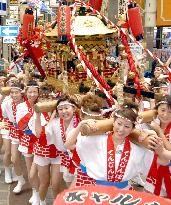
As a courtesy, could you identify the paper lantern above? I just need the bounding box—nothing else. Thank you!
[128,3,144,41]
[22,8,34,40]
[89,0,103,12]
[57,6,71,36]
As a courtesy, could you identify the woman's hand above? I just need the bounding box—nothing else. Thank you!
[153,138,164,154]
[0,121,9,129]
[149,121,162,135]
[140,129,161,150]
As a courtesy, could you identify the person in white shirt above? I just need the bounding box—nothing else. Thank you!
[65,94,169,189]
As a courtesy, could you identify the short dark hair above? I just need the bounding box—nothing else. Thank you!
[25,80,39,92]
[11,82,25,90]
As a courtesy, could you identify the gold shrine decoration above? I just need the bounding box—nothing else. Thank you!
[157,0,171,26]
[10,0,18,4]
[134,0,144,9]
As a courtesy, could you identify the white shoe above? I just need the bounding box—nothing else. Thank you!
[12,167,18,182]
[5,167,12,184]
[13,176,25,194]
[131,175,145,187]
[31,189,40,205]
[29,196,33,203]
[40,200,46,205]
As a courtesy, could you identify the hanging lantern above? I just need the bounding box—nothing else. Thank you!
[127,3,144,41]
[57,6,71,36]
[89,0,103,12]
[22,8,34,40]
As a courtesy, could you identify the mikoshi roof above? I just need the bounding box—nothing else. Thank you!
[73,15,116,35]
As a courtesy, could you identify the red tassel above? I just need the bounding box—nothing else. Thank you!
[89,0,103,12]
[25,42,46,79]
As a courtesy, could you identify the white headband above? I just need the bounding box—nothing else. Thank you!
[114,112,133,123]
[57,102,75,109]
[27,86,39,88]
[81,107,102,117]
[11,87,23,91]
[156,101,167,107]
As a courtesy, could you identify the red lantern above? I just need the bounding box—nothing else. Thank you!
[89,0,103,12]
[22,8,34,40]
[57,6,71,36]
[128,3,144,41]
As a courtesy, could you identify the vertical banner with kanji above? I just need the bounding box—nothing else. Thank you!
[118,0,128,19]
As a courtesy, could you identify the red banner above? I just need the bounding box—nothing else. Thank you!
[54,185,171,205]
[57,6,71,36]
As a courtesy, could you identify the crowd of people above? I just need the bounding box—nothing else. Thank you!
[0,55,170,205]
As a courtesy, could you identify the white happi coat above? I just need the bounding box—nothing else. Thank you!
[45,117,75,152]
[0,96,12,137]
[76,133,154,189]
[16,101,31,130]
[145,118,171,197]
[2,99,15,123]
[28,112,48,136]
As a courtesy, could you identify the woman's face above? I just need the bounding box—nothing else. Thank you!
[26,87,39,104]
[160,87,168,96]
[7,77,18,86]
[158,104,171,125]
[113,117,133,140]
[154,67,162,78]
[57,100,75,122]
[10,88,22,103]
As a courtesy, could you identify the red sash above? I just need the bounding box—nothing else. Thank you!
[39,112,50,146]
[18,101,34,130]
[42,112,50,122]
[26,100,33,115]
[154,121,171,198]
[59,113,80,144]
[12,101,17,121]
[60,118,66,143]
[146,154,158,185]
[154,166,171,198]
[107,132,131,182]
[164,121,171,140]
[60,113,81,173]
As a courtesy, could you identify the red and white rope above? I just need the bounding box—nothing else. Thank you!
[81,1,171,74]
[70,2,116,104]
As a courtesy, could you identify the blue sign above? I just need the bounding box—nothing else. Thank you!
[0,26,19,37]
